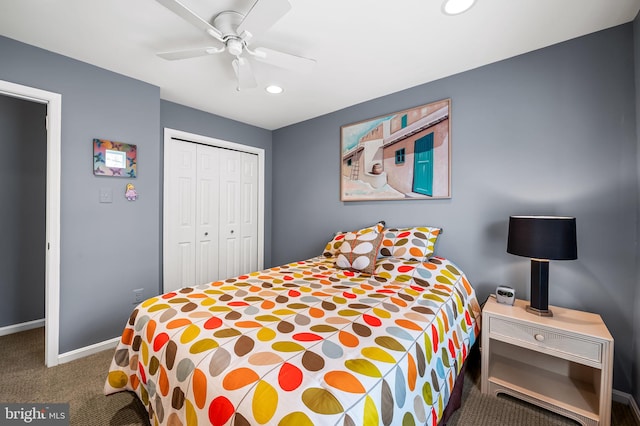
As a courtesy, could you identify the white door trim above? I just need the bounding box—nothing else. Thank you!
[0,79,61,367]
[162,128,265,290]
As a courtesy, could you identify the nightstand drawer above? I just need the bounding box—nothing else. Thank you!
[489,316,602,363]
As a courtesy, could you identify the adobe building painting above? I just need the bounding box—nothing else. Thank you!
[340,99,451,201]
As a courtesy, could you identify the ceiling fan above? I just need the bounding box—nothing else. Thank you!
[156,0,316,90]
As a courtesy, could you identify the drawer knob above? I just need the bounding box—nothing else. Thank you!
[534,334,545,342]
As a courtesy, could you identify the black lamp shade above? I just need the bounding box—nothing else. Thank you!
[507,216,577,260]
[507,215,577,316]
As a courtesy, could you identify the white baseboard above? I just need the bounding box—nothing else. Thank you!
[0,319,45,336]
[613,389,640,423]
[0,322,119,367]
[57,336,120,365]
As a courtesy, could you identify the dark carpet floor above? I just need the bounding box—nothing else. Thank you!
[0,328,636,425]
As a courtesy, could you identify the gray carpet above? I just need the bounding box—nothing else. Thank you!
[0,328,637,425]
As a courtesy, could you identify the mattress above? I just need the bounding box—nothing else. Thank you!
[105,254,481,425]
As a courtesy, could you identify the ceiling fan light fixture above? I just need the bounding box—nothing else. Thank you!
[156,0,316,91]
[442,0,476,15]
[266,85,283,94]
[226,38,244,57]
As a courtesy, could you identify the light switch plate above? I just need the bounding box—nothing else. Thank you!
[99,188,113,203]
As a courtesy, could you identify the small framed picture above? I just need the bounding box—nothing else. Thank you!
[93,139,137,177]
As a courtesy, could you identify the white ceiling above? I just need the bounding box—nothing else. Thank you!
[1,0,638,130]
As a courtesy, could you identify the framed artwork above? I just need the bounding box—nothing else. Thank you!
[93,139,137,177]
[340,98,451,201]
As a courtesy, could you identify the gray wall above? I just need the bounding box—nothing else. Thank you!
[160,101,273,268]
[272,24,638,395]
[634,11,640,409]
[0,18,637,404]
[0,36,161,353]
[0,35,276,354]
[0,95,46,327]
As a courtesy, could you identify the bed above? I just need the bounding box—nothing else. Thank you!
[105,223,481,425]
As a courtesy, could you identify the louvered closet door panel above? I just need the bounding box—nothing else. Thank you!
[165,139,260,292]
[241,152,259,274]
[165,140,197,292]
[195,144,220,285]
[218,149,242,280]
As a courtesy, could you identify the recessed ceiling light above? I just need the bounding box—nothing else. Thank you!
[266,85,283,94]
[442,0,476,15]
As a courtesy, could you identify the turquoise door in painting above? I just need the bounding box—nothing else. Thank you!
[413,133,434,196]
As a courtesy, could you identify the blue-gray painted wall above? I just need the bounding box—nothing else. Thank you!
[0,95,46,327]
[633,10,640,410]
[0,36,273,354]
[0,18,638,404]
[0,36,161,352]
[273,24,638,395]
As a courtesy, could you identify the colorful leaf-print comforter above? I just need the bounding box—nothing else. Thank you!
[104,255,481,426]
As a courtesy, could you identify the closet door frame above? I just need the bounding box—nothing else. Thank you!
[162,128,265,291]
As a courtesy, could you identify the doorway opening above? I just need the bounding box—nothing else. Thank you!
[0,79,62,367]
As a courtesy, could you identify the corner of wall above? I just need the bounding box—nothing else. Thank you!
[633,8,640,410]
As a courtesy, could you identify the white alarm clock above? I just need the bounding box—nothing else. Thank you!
[496,286,515,305]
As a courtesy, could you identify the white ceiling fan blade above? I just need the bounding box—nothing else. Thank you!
[252,47,316,74]
[156,0,224,42]
[232,57,257,91]
[157,46,225,60]
[237,0,291,41]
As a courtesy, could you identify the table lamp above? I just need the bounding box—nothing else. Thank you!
[507,216,577,316]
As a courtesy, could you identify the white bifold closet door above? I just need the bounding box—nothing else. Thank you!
[164,139,258,292]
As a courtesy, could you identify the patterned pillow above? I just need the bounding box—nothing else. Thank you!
[323,231,347,257]
[323,221,385,257]
[335,231,384,275]
[378,226,441,261]
[357,221,385,235]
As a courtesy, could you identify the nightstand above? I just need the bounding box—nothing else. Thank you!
[481,297,613,426]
